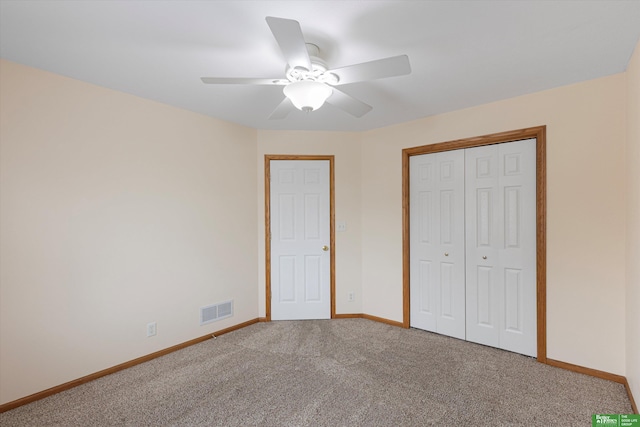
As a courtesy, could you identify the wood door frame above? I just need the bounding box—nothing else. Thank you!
[402,126,547,362]
[264,155,336,321]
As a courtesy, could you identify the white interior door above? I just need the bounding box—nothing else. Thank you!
[270,160,331,320]
[410,150,466,339]
[465,139,537,357]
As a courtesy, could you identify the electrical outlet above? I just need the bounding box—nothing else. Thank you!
[348,292,355,302]
[147,322,157,337]
[337,221,347,232]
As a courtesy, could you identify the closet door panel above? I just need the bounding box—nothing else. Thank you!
[410,157,438,332]
[465,146,500,348]
[410,150,465,339]
[497,139,537,357]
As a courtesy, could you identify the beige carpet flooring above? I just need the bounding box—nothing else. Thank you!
[0,318,633,426]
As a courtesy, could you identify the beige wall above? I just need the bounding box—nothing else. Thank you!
[361,73,628,375]
[256,130,363,316]
[1,55,636,406]
[0,60,259,405]
[626,40,640,406]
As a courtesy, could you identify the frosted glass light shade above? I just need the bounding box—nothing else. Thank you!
[283,80,333,112]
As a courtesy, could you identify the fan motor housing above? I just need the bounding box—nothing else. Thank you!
[284,44,339,85]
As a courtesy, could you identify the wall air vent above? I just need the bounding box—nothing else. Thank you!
[200,300,233,326]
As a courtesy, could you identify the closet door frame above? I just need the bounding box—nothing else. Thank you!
[402,126,547,363]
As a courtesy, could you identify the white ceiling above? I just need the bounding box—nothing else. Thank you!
[1,1,639,132]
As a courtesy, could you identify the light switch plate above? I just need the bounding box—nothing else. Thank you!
[337,221,347,232]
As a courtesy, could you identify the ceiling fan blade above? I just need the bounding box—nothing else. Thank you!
[330,55,411,86]
[265,16,312,71]
[201,77,286,85]
[269,97,295,120]
[325,88,373,118]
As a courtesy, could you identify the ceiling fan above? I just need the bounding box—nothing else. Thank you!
[201,16,411,119]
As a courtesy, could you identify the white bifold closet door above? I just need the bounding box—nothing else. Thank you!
[465,139,537,357]
[410,139,536,357]
[409,150,466,340]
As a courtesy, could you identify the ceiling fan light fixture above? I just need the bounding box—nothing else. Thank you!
[283,80,333,112]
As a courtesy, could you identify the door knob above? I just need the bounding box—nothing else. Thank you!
[444,252,449,256]
[322,245,329,251]
[482,256,487,260]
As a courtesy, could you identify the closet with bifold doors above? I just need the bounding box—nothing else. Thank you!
[409,138,537,357]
